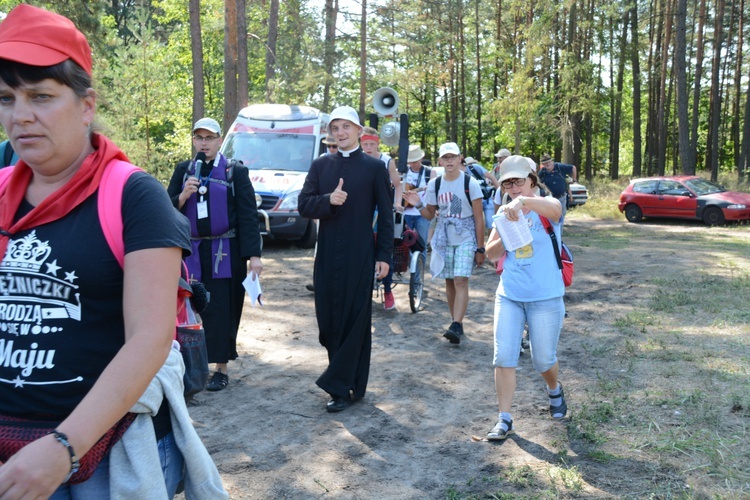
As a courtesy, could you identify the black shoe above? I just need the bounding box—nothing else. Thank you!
[306,284,315,292]
[549,383,568,419]
[520,330,530,355]
[326,394,353,413]
[443,321,462,344]
[206,372,229,392]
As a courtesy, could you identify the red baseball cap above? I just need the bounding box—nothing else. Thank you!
[0,4,93,76]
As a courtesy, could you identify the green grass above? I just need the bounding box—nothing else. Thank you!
[565,193,750,496]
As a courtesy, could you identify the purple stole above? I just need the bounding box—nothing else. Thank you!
[183,154,233,281]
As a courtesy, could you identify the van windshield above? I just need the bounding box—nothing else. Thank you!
[222,132,316,172]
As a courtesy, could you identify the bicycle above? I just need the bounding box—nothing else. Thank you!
[374,211,425,313]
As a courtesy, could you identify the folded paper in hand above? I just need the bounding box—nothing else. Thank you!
[492,211,533,251]
[242,271,263,307]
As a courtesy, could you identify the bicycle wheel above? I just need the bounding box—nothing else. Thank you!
[409,253,425,313]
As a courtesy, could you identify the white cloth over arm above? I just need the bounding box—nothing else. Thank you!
[109,342,228,499]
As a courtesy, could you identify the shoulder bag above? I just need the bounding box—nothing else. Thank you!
[539,216,574,287]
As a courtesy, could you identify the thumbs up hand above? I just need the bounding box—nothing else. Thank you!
[330,178,347,206]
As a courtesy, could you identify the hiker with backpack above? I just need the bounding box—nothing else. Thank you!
[402,144,436,277]
[537,153,577,231]
[167,117,263,392]
[463,156,500,240]
[0,5,226,498]
[403,142,485,345]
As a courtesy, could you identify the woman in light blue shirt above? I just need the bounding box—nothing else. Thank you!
[484,155,567,440]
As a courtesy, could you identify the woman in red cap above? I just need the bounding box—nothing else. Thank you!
[0,5,226,499]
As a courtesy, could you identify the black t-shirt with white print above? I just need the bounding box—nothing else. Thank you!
[0,172,190,417]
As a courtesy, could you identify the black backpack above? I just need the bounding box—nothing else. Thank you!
[434,172,473,206]
[466,164,493,200]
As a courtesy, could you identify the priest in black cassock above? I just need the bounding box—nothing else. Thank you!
[298,106,394,413]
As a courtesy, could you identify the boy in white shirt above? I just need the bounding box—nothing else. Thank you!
[403,142,485,344]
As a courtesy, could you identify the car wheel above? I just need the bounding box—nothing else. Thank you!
[624,204,643,223]
[295,220,318,249]
[702,207,725,226]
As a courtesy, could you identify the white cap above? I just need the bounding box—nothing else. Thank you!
[494,148,511,158]
[327,106,363,134]
[497,155,533,182]
[438,142,460,158]
[464,156,478,165]
[526,157,537,172]
[192,117,222,135]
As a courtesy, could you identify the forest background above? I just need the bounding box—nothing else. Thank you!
[1,0,749,187]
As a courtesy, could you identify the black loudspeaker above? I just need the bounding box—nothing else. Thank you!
[396,113,409,174]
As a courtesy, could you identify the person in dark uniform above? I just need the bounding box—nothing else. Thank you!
[537,153,577,229]
[298,106,394,412]
[167,118,263,392]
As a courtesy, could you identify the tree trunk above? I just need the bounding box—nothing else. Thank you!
[708,0,725,181]
[223,0,238,133]
[448,1,457,141]
[690,0,706,171]
[732,0,744,173]
[323,0,338,112]
[561,1,577,165]
[608,16,615,175]
[645,0,661,176]
[656,0,674,175]
[189,0,204,126]
[631,2,643,177]
[674,0,692,174]
[475,0,482,159]
[359,0,367,120]
[740,64,750,182]
[265,0,279,102]
[459,2,466,153]
[611,10,629,180]
[492,0,502,154]
[235,0,247,110]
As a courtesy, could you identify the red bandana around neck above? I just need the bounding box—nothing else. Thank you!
[0,133,130,259]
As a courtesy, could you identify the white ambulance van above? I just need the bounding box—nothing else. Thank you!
[221,104,329,248]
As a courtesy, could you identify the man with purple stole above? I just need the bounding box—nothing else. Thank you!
[168,118,263,391]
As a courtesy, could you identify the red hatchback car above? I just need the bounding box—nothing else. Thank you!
[618,176,750,225]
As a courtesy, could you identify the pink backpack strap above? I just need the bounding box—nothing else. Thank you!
[98,160,143,268]
[0,162,141,266]
[98,161,181,335]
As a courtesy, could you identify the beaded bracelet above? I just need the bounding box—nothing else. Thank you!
[50,430,80,482]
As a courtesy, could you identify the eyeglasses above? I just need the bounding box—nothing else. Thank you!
[193,135,220,142]
[501,178,527,189]
[327,144,338,149]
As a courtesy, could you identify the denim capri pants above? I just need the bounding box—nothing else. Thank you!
[493,294,565,373]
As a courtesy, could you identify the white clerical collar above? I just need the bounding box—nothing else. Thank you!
[340,146,359,157]
[205,154,220,167]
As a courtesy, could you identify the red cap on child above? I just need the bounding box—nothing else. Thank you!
[0,4,93,76]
